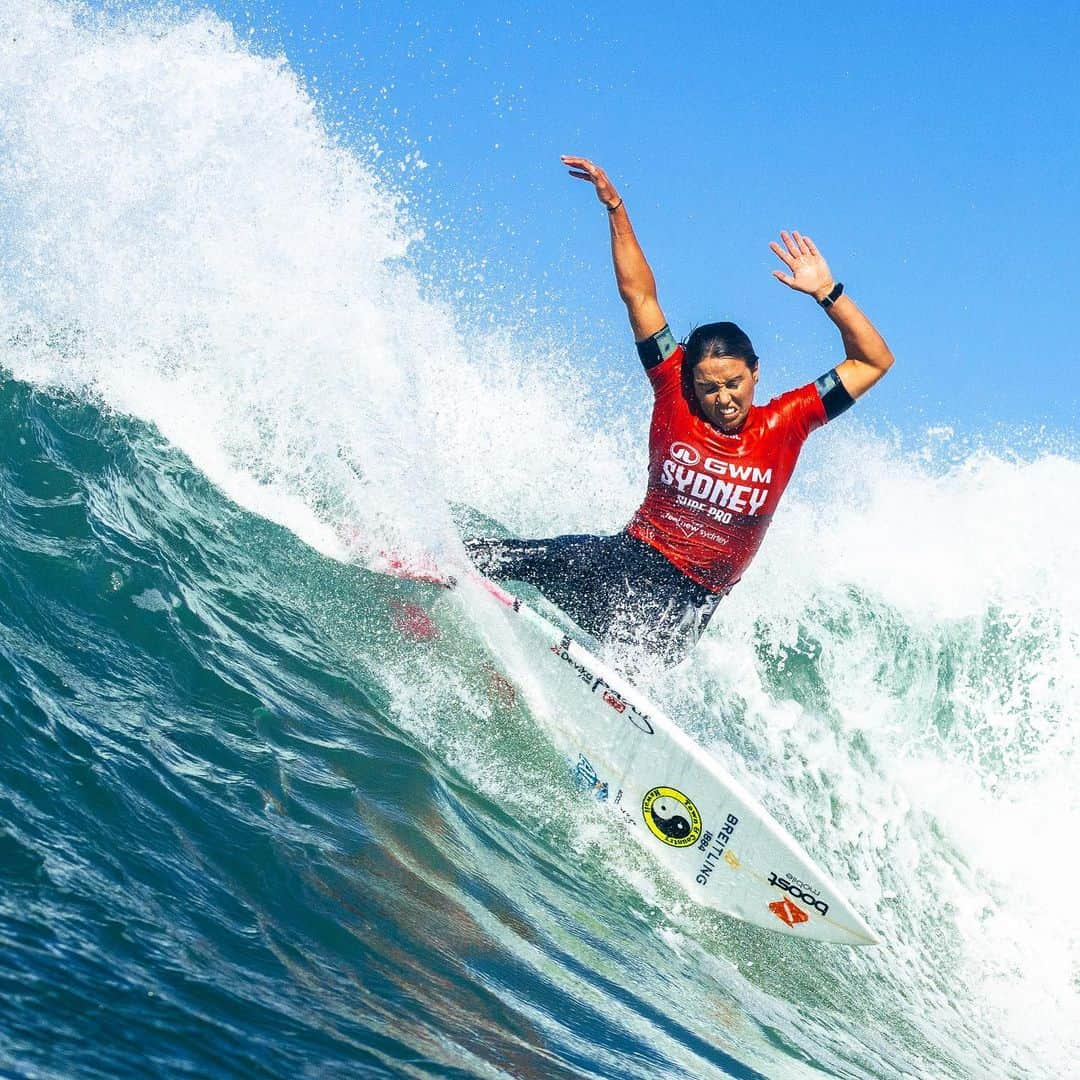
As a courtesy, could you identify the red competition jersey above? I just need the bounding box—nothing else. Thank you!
[627,344,828,592]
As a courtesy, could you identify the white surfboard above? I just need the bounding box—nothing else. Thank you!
[377,554,878,946]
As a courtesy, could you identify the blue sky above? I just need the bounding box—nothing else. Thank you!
[174,1,1079,444]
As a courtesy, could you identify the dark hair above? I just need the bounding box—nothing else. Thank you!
[684,321,759,371]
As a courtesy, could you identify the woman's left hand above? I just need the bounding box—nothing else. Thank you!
[770,231,835,301]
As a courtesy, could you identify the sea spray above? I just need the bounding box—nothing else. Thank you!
[0,0,641,564]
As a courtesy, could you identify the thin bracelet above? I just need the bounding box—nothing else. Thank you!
[606,197,623,213]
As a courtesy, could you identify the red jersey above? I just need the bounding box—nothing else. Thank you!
[627,344,828,592]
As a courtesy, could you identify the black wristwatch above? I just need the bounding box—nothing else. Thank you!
[818,281,844,309]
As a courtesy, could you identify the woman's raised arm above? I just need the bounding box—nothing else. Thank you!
[561,155,668,342]
[770,230,895,399]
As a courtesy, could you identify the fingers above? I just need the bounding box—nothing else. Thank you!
[562,154,619,205]
[769,240,795,270]
[561,154,597,177]
[561,154,605,182]
[782,231,803,259]
[772,270,797,288]
[773,231,821,264]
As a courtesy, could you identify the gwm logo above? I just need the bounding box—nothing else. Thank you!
[668,442,700,466]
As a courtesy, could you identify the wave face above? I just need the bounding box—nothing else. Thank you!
[2,4,1078,1077]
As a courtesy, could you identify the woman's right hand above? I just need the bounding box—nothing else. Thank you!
[560,155,665,341]
[561,155,621,210]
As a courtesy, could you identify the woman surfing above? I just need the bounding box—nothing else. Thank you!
[465,157,895,664]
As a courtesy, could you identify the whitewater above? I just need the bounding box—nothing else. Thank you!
[1,3,1078,1077]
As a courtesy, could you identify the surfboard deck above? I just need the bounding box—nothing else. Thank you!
[373,552,878,946]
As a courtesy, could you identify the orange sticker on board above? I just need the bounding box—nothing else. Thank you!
[769,898,809,927]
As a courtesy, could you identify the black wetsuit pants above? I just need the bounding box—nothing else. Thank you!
[463,530,725,666]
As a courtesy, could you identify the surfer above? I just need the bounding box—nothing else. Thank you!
[465,156,894,664]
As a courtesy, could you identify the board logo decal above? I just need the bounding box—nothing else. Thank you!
[768,872,830,916]
[642,787,702,847]
[572,754,609,802]
[549,635,655,734]
[769,898,809,928]
[695,813,739,885]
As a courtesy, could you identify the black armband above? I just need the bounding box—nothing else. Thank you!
[635,324,678,370]
[815,368,855,421]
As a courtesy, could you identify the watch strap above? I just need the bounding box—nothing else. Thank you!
[818,281,844,309]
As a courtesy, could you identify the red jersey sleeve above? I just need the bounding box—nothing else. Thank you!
[771,382,829,442]
[644,342,685,397]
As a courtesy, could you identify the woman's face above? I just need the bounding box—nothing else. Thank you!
[692,355,759,433]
